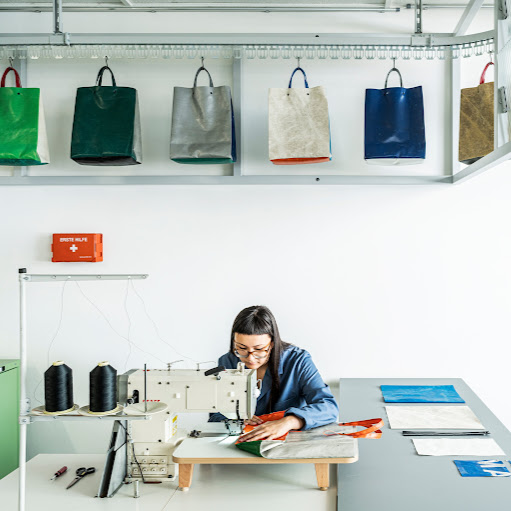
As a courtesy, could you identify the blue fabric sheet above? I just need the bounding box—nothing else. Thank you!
[381,385,464,403]
[454,460,510,477]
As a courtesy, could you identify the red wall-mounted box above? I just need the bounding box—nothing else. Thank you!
[52,234,103,262]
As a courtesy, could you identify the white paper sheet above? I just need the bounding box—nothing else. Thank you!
[385,406,485,430]
[413,438,505,456]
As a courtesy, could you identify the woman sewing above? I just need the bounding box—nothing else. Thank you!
[209,305,339,442]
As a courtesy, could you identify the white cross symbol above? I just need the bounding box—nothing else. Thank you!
[69,244,78,253]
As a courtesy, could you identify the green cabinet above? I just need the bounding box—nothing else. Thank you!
[0,359,19,479]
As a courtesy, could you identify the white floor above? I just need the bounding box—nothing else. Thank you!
[0,454,337,511]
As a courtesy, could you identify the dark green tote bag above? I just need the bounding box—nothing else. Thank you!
[71,66,142,166]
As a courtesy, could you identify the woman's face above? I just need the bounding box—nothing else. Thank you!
[233,333,273,370]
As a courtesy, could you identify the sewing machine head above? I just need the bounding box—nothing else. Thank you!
[119,362,257,421]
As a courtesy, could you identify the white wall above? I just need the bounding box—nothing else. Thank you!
[1,9,509,459]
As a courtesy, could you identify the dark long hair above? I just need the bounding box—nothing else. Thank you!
[230,305,291,413]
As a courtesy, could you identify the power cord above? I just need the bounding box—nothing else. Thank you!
[130,437,146,484]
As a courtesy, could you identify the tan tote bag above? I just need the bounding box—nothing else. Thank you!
[459,62,494,165]
[268,67,331,165]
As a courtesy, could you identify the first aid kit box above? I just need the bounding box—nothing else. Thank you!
[52,233,103,262]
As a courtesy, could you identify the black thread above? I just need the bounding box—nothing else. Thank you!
[90,362,117,413]
[44,362,73,413]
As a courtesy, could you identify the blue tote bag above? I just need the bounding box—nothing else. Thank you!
[365,67,425,165]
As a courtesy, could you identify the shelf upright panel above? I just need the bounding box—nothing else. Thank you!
[232,57,243,177]
[495,0,511,148]
[449,52,461,181]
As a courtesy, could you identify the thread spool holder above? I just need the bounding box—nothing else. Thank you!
[17,269,149,511]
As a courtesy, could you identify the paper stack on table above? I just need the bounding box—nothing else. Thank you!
[385,406,485,430]
[413,438,505,456]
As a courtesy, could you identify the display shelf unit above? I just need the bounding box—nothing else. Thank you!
[0,0,509,185]
[17,270,149,511]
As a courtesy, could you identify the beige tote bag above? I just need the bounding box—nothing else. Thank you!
[268,67,331,165]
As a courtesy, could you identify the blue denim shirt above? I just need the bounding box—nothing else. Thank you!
[209,345,338,430]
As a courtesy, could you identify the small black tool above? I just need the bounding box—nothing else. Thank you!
[66,467,96,489]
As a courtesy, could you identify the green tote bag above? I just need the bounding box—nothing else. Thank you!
[71,66,142,166]
[0,67,50,166]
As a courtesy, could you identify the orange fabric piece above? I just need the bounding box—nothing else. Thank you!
[271,157,331,165]
[324,418,384,439]
[235,410,289,444]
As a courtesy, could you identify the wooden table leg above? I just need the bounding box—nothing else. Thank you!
[178,464,194,491]
[315,463,329,491]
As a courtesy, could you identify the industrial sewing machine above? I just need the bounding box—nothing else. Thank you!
[97,363,257,497]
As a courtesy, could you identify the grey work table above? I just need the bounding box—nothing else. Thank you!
[338,378,511,510]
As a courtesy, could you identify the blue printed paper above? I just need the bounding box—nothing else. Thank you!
[454,460,510,477]
[381,385,464,403]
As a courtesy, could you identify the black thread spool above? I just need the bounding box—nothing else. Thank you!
[89,362,117,414]
[44,361,74,414]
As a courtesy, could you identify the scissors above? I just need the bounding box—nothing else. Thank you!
[66,467,96,489]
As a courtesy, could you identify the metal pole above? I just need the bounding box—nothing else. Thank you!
[449,54,461,181]
[232,58,242,177]
[53,0,63,34]
[19,424,26,511]
[144,364,147,414]
[415,0,423,34]
[1,4,401,12]
[18,269,28,511]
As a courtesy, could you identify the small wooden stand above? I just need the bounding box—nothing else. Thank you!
[173,436,358,491]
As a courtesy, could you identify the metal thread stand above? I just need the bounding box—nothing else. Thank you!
[17,269,150,511]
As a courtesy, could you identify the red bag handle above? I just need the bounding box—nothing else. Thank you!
[1,67,22,88]
[480,62,494,85]
[324,418,384,439]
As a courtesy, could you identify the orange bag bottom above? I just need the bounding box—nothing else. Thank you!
[271,157,331,165]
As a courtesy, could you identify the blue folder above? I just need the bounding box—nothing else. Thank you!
[381,385,464,403]
[454,460,510,477]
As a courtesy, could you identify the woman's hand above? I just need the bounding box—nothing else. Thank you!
[244,415,263,426]
[237,415,305,442]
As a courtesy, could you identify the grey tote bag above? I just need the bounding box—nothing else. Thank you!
[170,65,236,164]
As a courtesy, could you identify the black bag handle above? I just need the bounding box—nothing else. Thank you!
[384,67,403,89]
[96,66,117,87]
[193,66,214,88]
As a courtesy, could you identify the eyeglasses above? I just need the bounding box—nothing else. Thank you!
[234,341,272,360]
